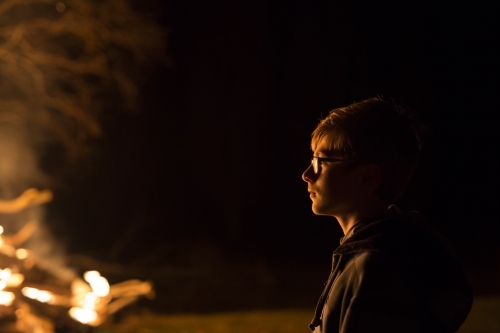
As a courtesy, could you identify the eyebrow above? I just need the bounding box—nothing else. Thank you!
[314,148,340,157]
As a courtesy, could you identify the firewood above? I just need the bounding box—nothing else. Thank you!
[20,283,72,298]
[109,280,154,299]
[6,221,39,247]
[106,296,139,316]
[0,189,53,214]
[0,189,154,332]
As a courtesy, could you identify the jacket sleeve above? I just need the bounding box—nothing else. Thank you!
[339,252,421,333]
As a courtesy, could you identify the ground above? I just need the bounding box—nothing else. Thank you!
[95,296,500,333]
[97,309,313,333]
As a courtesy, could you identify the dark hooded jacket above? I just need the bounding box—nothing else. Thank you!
[309,209,473,333]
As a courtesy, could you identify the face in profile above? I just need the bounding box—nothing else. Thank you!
[302,133,363,217]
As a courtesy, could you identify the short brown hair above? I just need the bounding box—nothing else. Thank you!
[311,97,422,202]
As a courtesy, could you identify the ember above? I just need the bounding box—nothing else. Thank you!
[0,188,154,333]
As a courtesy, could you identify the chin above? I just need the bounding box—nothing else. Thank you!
[312,200,344,216]
[312,204,333,216]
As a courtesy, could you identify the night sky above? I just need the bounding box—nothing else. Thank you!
[46,0,498,308]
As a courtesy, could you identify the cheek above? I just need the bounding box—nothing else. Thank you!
[321,173,345,193]
[322,175,356,204]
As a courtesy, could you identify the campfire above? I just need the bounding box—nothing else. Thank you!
[0,188,154,333]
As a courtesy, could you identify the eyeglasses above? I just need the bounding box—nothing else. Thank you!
[311,156,351,174]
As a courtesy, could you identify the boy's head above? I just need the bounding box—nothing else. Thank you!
[310,97,422,204]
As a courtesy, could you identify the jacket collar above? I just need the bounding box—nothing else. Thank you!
[334,218,396,255]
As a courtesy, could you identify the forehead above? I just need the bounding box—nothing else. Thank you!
[312,132,345,157]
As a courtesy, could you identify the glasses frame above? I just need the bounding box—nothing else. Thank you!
[311,156,351,174]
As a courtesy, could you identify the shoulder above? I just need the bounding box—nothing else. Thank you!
[352,250,393,268]
[341,251,399,276]
[341,251,409,292]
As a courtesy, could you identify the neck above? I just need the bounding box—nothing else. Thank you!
[335,201,390,235]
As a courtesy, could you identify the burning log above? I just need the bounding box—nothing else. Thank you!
[109,279,154,299]
[0,189,53,214]
[0,189,154,333]
[6,221,39,248]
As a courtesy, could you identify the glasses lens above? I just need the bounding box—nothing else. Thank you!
[312,157,318,174]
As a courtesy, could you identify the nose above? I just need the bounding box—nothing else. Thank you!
[302,164,316,183]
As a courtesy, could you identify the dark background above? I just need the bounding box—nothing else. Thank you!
[47,0,498,311]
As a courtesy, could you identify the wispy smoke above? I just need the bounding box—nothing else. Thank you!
[0,123,76,281]
[0,0,166,279]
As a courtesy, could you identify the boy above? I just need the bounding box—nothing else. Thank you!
[302,97,472,333]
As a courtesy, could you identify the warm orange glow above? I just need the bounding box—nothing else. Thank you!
[0,268,12,290]
[0,188,151,330]
[0,268,11,279]
[67,272,112,326]
[82,292,98,310]
[0,190,53,214]
[0,237,15,256]
[69,307,98,324]
[7,273,24,287]
[15,248,29,260]
[0,268,23,288]
[38,290,53,303]
[83,271,100,282]
[22,287,54,304]
[22,287,39,299]
[84,271,110,297]
[15,308,25,318]
[72,278,92,295]
[0,291,15,306]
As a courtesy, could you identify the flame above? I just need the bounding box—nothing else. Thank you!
[69,307,97,324]
[84,271,110,297]
[0,267,25,289]
[22,287,38,299]
[72,278,92,296]
[22,287,54,304]
[83,271,100,282]
[0,291,15,306]
[0,268,11,290]
[82,292,98,310]
[67,271,111,325]
[0,225,15,257]
[16,248,29,260]
[7,273,24,287]
[0,267,11,280]
[0,220,148,329]
[0,236,15,256]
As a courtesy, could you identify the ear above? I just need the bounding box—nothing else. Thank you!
[361,163,382,189]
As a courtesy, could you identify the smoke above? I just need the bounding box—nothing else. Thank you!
[0,123,75,282]
[0,0,166,281]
